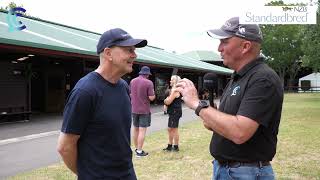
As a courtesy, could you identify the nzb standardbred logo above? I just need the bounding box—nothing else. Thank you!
[6,7,27,32]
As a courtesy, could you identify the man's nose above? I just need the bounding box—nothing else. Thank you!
[218,43,223,52]
[131,51,137,58]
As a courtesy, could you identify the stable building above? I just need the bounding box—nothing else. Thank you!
[181,50,228,95]
[181,50,223,65]
[0,11,232,122]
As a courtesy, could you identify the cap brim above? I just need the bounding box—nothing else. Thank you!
[139,72,152,75]
[207,29,233,39]
[117,39,148,48]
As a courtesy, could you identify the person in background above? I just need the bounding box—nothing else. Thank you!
[199,88,217,109]
[163,75,183,152]
[199,88,210,101]
[130,66,155,157]
[57,28,147,179]
[176,17,283,180]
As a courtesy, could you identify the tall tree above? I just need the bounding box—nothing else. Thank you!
[261,1,305,88]
[301,0,320,72]
[261,24,304,87]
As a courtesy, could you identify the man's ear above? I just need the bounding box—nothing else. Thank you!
[241,41,252,54]
[103,48,113,61]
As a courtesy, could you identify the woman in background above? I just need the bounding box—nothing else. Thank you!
[163,75,182,152]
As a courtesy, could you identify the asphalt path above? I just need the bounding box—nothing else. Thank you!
[0,105,200,179]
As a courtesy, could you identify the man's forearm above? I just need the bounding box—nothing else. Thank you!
[199,107,258,144]
[199,107,241,143]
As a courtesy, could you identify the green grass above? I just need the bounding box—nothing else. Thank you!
[273,93,320,180]
[8,93,320,180]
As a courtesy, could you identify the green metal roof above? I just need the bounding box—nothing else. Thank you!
[0,12,232,75]
[181,50,222,62]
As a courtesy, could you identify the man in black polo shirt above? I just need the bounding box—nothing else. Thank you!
[176,17,283,180]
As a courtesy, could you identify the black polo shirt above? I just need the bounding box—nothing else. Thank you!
[210,56,284,162]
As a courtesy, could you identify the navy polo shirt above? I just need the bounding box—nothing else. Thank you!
[210,57,284,162]
[61,72,134,179]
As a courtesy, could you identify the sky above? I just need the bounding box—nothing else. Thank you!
[0,0,312,54]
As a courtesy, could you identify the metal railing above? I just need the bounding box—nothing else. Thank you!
[285,86,320,93]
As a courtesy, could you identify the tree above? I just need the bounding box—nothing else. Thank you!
[1,2,42,20]
[301,1,320,72]
[4,2,27,16]
[261,24,304,88]
[261,1,305,89]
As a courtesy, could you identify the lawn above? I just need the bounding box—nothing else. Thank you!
[8,93,320,180]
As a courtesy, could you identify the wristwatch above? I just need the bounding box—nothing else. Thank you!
[195,100,209,116]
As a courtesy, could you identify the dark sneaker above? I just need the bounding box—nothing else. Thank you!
[163,144,172,151]
[136,150,148,157]
[173,145,179,152]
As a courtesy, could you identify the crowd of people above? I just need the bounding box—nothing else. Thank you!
[57,16,284,180]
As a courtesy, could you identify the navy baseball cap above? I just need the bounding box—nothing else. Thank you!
[207,17,263,43]
[96,28,148,54]
[139,66,152,75]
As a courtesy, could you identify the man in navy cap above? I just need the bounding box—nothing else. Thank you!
[176,17,283,179]
[57,28,147,180]
[130,65,155,157]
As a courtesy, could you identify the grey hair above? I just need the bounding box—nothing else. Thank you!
[99,52,104,63]
[171,75,181,86]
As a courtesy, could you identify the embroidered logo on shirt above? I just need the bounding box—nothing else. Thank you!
[231,86,240,96]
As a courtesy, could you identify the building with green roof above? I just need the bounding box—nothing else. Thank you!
[181,50,221,62]
[0,11,232,121]
[181,50,225,67]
